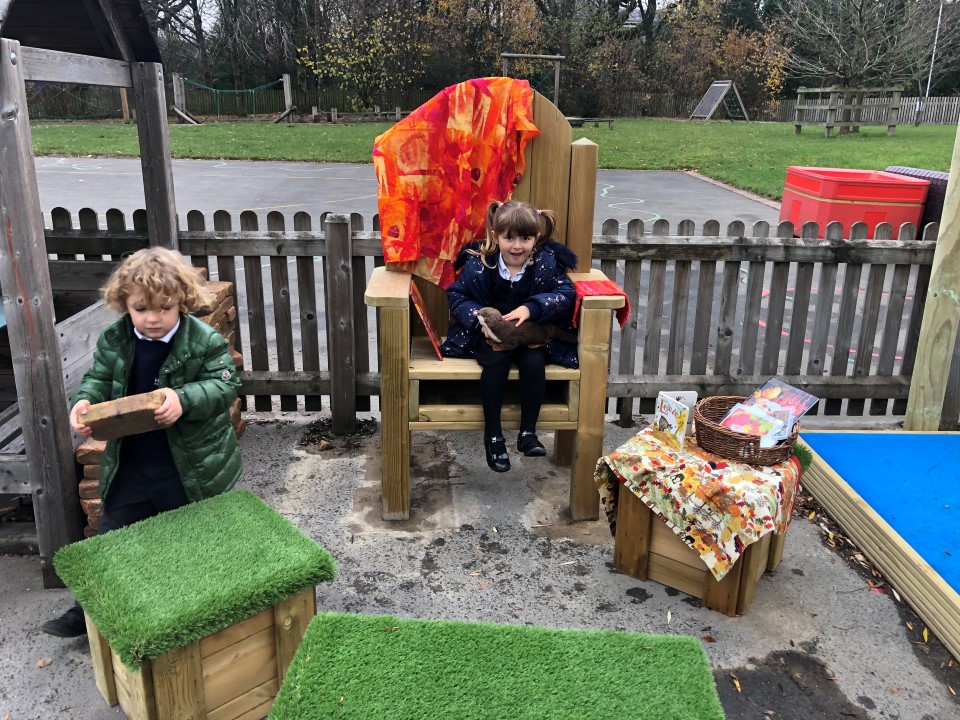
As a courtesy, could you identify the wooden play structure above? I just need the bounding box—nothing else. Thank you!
[689,80,749,122]
[0,0,179,586]
[794,86,902,137]
[365,92,624,521]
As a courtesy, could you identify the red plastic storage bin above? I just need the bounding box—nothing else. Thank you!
[780,166,929,239]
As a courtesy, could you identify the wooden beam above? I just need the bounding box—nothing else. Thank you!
[93,0,136,62]
[905,121,960,429]
[132,63,178,249]
[0,39,84,587]
[20,46,132,87]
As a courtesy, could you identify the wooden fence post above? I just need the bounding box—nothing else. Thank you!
[0,39,83,587]
[825,90,838,138]
[324,214,356,433]
[888,87,902,136]
[794,87,805,134]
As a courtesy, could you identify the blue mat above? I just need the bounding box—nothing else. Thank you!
[802,432,960,591]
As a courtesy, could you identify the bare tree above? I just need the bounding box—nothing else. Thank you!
[142,0,214,82]
[780,0,960,91]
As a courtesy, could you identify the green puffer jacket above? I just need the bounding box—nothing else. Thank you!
[71,314,243,502]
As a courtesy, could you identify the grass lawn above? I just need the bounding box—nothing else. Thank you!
[31,118,957,200]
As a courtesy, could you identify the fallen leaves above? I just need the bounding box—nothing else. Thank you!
[36,658,52,668]
[923,627,929,643]
[729,674,741,692]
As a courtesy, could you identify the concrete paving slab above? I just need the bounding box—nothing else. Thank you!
[2,412,957,719]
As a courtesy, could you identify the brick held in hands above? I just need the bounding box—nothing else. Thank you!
[79,390,166,440]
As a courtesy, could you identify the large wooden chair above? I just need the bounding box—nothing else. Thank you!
[365,91,624,521]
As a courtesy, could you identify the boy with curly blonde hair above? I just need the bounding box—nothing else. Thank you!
[42,247,242,638]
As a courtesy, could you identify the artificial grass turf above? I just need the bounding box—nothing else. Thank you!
[270,612,724,720]
[53,489,336,668]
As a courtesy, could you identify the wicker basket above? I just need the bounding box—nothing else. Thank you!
[693,395,798,465]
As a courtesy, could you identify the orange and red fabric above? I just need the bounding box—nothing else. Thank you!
[373,77,540,289]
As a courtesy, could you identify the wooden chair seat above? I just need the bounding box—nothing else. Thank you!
[366,89,623,521]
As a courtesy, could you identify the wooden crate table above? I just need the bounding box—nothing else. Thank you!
[53,490,337,720]
[594,427,799,616]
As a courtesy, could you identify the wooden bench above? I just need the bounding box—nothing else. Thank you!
[366,91,624,521]
[566,117,615,129]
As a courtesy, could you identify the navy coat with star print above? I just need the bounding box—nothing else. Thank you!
[440,240,579,368]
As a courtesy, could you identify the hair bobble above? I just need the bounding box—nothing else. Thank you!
[536,209,542,216]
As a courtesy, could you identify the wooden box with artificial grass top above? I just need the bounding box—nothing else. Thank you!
[54,490,337,720]
[271,612,725,720]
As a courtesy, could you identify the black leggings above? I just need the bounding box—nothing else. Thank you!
[473,342,546,438]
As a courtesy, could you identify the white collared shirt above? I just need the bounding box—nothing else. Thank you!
[497,254,527,282]
[133,318,180,343]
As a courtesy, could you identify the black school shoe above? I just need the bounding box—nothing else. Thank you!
[517,431,547,457]
[41,605,87,638]
[484,436,511,472]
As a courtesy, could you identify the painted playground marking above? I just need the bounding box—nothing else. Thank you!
[598,183,661,227]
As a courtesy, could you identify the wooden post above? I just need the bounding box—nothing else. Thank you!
[825,90,838,138]
[794,87,805,134]
[553,59,561,106]
[0,39,84,587]
[888,87,902,136]
[132,63,178,249]
[331,107,337,123]
[904,116,960,430]
[324,214,356,433]
[282,73,292,112]
[171,71,185,113]
[119,87,131,123]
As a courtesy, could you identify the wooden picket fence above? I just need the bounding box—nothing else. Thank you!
[28,207,960,432]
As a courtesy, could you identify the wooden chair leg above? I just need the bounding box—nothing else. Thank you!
[379,306,410,519]
[554,430,574,466]
[569,307,612,520]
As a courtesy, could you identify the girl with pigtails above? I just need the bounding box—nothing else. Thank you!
[440,200,578,473]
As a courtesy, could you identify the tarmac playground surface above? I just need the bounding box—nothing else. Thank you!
[1,161,957,719]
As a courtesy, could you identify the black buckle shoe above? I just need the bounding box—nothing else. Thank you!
[484,436,511,472]
[41,605,87,638]
[517,431,546,457]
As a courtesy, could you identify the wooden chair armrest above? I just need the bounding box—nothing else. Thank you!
[365,266,412,307]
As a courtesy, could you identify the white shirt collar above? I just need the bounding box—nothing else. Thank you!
[133,317,180,344]
[497,254,527,282]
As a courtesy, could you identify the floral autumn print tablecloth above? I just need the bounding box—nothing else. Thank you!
[595,427,800,581]
[372,77,539,289]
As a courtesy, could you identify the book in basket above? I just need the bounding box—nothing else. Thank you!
[653,391,691,450]
[742,378,819,445]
